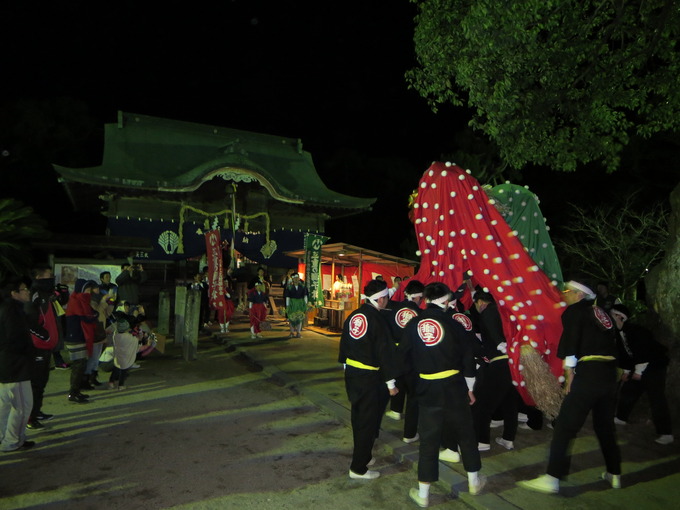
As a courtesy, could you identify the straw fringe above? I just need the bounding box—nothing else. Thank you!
[520,344,563,420]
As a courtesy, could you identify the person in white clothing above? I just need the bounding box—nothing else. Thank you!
[108,318,142,390]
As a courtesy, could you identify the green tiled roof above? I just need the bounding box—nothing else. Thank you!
[53,111,375,211]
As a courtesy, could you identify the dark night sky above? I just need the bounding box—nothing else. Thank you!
[2,1,678,258]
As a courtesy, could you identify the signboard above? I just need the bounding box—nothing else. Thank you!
[54,263,121,293]
[304,233,329,306]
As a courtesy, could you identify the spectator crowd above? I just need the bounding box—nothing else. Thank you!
[0,263,158,451]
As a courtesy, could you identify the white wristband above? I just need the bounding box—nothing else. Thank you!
[564,355,578,368]
[634,363,648,375]
[465,377,476,392]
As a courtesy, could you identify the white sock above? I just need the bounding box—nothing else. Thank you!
[468,471,479,485]
[225,321,230,330]
[251,326,255,335]
[418,482,430,499]
[545,474,559,487]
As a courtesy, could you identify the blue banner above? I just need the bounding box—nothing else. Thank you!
[107,217,316,268]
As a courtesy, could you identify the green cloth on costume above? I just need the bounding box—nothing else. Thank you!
[287,298,307,326]
[487,183,563,284]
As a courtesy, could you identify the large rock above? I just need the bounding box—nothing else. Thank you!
[646,181,680,410]
[647,181,680,340]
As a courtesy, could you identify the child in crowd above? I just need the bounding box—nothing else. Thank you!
[108,318,141,390]
[84,294,115,389]
[248,282,268,339]
[217,277,235,334]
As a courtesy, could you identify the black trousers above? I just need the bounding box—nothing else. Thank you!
[418,382,481,482]
[31,352,51,418]
[52,349,67,366]
[472,360,518,443]
[200,296,211,324]
[401,372,419,440]
[69,358,87,394]
[389,373,420,439]
[110,367,130,386]
[345,370,389,474]
[547,362,621,478]
[518,396,544,430]
[616,365,672,435]
[389,376,406,413]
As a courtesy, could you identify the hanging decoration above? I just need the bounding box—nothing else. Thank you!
[158,230,180,255]
[260,239,278,259]
[205,229,227,313]
[177,204,272,255]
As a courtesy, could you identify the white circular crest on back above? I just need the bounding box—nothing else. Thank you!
[593,306,613,330]
[395,308,418,328]
[452,313,473,331]
[349,314,368,339]
[418,319,444,346]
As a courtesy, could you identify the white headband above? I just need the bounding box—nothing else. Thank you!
[361,288,389,307]
[405,292,423,300]
[565,280,596,299]
[428,294,449,308]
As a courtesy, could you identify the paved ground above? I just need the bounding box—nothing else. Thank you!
[1,313,678,509]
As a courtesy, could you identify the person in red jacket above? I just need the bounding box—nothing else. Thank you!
[64,279,99,403]
[25,266,60,429]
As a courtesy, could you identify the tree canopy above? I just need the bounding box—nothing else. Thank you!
[0,199,48,281]
[407,0,680,172]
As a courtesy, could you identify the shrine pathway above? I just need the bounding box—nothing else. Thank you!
[1,313,678,510]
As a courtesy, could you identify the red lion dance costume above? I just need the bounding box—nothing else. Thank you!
[402,161,566,415]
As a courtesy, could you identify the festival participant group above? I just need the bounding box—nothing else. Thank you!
[338,276,673,507]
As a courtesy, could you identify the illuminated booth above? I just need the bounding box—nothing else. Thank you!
[286,243,419,330]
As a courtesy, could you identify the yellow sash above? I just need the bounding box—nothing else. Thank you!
[579,355,616,362]
[489,355,509,363]
[346,358,379,371]
[419,369,459,380]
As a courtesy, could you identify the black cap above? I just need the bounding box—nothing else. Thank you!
[610,303,631,320]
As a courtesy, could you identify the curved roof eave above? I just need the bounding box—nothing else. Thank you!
[53,111,376,211]
[54,161,376,211]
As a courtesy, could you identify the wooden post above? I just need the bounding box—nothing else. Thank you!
[331,260,336,297]
[358,250,363,298]
[174,286,187,346]
[183,289,201,361]
[157,289,171,336]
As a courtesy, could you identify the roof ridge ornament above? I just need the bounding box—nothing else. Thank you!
[215,170,257,184]
[219,139,249,157]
